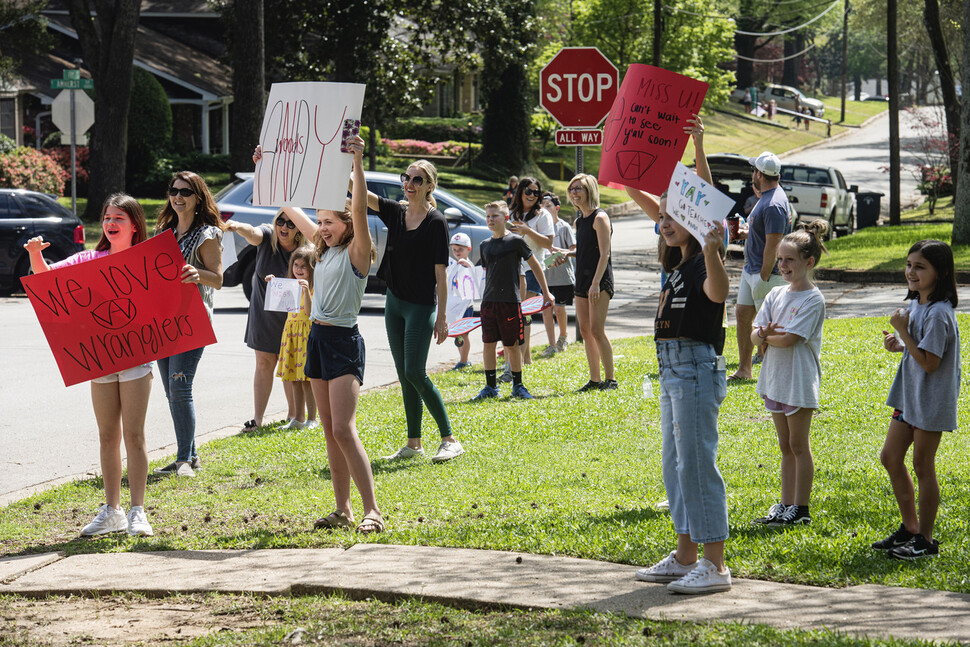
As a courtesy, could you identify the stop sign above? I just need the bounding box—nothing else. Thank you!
[540,47,618,128]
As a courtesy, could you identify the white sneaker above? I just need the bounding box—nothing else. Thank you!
[655,499,670,511]
[382,445,425,461]
[303,419,320,430]
[127,506,154,537]
[284,419,307,430]
[539,345,557,358]
[667,558,732,594]
[431,440,465,463]
[81,504,127,536]
[556,337,569,352]
[635,550,697,583]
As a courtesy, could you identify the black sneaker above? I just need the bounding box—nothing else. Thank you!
[577,380,603,392]
[751,503,787,525]
[599,379,619,390]
[768,504,811,527]
[888,534,939,560]
[871,524,916,551]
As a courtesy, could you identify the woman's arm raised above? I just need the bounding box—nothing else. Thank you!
[347,135,373,276]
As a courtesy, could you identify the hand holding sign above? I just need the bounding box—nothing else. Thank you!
[666,162,735,246]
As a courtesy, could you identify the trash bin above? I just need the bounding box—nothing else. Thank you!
[855,191,883,229]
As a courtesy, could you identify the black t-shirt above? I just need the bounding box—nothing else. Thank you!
[377,197,450,306]
[480,234,532,303]
[654,254,725,353]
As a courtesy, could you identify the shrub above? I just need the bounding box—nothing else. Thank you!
[0,134,16,154]
[126,67,174,194]
[382,139,467,157]
[42,145,90,185]
[385,117,482,144]
[0,147,66,195]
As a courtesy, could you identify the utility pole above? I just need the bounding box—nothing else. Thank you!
[840,0,849,122]
[888,0,900,224]
[653,0,662,66]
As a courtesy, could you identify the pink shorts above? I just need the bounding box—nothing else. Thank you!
[763,395,800,416]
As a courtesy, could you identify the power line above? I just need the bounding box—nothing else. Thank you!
[663,0,841,36]
[734,18,845,62]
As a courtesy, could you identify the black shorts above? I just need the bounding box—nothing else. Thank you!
[305,323,365,385]
[575,279,615,300]
[549,284,574,306]
[480,301,524,346]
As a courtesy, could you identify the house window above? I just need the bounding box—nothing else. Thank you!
[0,98,16,141]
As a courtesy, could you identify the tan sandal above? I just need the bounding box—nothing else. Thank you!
[313,510,355,530]
[356,514,385,534]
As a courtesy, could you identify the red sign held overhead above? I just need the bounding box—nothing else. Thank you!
[540,48,619,128]
[555,129,603,147]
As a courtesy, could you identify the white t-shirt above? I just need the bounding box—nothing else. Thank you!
[754,284,826,409]
[519,208,554,273]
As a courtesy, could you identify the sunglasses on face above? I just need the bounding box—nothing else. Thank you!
[400,173,425,187]
[275,217,296,230]
[522,188,540,197]
[168,187,195,197]
[567,186,585,193]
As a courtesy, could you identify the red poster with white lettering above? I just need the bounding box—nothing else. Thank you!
[599,64,708,194]
[21,231,217,387]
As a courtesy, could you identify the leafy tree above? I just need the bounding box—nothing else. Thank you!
[571,0,653,73]
[0,1,51,85]
[659,0,736,106]
[67,0,141,220]
[126,67,172,194]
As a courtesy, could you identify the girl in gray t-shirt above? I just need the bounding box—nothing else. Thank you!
[873,239,961,560]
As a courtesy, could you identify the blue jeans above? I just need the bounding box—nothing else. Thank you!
[157,347,204,463]
[656,339,729,544]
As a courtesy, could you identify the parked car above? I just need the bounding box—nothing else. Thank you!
[703,154,798,230]
[780,164,857,238]
[215,172,493,299]
[0,189,85,291]
[732,84,825,117]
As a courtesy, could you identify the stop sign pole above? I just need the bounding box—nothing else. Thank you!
[539,47,618,177]
[50,60,93,216]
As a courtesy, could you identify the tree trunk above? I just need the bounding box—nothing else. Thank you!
[782,34,803,88]
[480,62,530,175]
[229,0,265,175]
[923,0,960,194]
[734,32,757,89]
[952,0,970,245]
[887,0,900,225]
[853,75,862,101]
[876,78,882,95]
[67,0,141,220]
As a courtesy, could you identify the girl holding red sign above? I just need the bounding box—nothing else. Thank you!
[24,194,156,537]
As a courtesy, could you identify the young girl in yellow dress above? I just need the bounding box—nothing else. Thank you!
[273,246,318,429]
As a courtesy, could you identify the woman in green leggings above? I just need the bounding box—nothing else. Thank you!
[357,159,465,463]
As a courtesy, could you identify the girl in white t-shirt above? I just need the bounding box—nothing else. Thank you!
[750,220,828,527]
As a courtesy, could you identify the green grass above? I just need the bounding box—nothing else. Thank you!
[3,318,970,595]
[0,592,952,647]
[819,96,890,127]
[819,222,970,272]
[901,197,955,223]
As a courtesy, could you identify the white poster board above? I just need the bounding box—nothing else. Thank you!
[264,277,303,313]
[666,162,736,246]
[254,82,366,210]
[221,231,238,269]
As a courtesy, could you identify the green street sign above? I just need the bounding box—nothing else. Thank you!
[64,69,81,80]
[50,79,93,90]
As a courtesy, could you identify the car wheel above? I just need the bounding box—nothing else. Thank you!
[241,260,255,301]
[825,210,836,240]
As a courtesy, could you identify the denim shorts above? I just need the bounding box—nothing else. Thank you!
[524,270,541,295]
[305,323,365,385]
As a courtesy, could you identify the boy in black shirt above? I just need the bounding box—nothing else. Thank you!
[473,201,553,400]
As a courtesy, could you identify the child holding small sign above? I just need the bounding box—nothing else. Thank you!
[24,194,155,537]
[446,232,483,370]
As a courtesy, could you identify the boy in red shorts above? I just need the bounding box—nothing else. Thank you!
[473,201,553,400]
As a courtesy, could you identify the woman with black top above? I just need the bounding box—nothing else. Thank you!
[565,173,616,391]
[357,160,464,464]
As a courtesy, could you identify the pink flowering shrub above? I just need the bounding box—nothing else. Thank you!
[0,147,66,195]
[382,139,468,157]
[42,146,91,185]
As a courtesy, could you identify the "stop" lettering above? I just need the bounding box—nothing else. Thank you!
[544,73,615,103]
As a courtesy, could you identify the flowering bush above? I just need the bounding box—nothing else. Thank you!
[42,145,91,185]
[0,147,66,195]
[917,164,953,214]
[382,138,467,157]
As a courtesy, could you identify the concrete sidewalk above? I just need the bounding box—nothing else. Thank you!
[2,544,969,643]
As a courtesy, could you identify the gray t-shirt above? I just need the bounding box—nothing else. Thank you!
[886,300,961,431]
[754,285,825,409]
[744,187,791,275]
[544,219,576,287]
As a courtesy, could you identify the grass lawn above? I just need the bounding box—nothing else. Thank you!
[0,592,948,647]
[818,96,890,127]
[3,318,970,595]
[819,222,970,272]
[901,197,955,223]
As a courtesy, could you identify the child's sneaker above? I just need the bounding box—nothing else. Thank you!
[382,445,425,461]
[449,362,472,371]
[768,504,811,527]
[871,524,916,551]
[751,502,787,525]
[556,337,569,352]
[471,385,499,401]
[888,534,939,560]
[81,504,127,536]
[599,379,619,390]
[497,365,513,383]
[127,506,154,537]
[634,550,697,583]
[667,558,732,594]
[539,345,557,358]
[511,384,533,399]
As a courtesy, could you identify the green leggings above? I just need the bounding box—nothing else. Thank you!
[385,290,452,439]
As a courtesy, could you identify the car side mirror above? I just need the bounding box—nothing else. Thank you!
[443,207,463,220]
[849,185,859,193]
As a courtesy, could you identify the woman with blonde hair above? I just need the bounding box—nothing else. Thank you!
[226,211,306,429]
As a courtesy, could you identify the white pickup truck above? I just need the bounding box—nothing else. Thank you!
[780,164,857,237]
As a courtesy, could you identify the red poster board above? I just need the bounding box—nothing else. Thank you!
[599,65,708,194]
[21,231,217,387]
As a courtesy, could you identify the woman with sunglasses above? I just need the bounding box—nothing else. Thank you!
[226,211,306,430]
[354,161,464,464]
[153,171,227,478]
[507,177,555,368]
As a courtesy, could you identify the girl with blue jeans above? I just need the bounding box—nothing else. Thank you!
[153,171,226,478]
[635,192,732,594]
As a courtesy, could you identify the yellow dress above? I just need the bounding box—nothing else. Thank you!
[276,291,311,381]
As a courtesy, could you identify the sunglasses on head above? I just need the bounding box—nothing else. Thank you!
[522,188,540,197]
[275,216,296,230]
[168,187,195,197]
[400,173,425,186]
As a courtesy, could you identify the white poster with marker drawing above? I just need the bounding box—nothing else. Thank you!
[666,162,735,246]
[254,82,366,211]
[264,277,303,313]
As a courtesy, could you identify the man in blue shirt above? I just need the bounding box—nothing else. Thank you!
[731,151,791,380]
